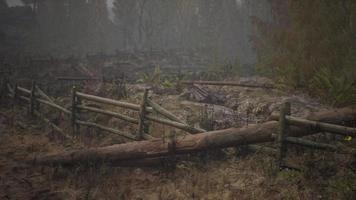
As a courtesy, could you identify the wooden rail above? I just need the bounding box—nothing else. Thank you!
[37,98,71,115]
[77,105,139,124]
[77,92,145,111]
[275,102,356,170]
[17,86,31,95]
[34,110,70,140]
[270,114,356,137]
[76,120,137,140]
[181,80,274,89]
[146,115,204,134]
[56,76,101,81]
[147,99,185,124]
[4,79,355,171]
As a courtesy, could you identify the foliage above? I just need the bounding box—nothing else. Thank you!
[138,65,176,89]
[310,68,356,106]
[139,65,162,86]
[252,0,356,106]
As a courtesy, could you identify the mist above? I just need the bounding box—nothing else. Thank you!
[0,1,355,199]
[2,0,267,65]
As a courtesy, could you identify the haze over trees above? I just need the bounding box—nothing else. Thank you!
[1,0,355,105]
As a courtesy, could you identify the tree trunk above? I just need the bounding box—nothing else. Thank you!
[30,107,356,166]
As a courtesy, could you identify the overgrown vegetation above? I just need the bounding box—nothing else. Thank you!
[252,0,356,106]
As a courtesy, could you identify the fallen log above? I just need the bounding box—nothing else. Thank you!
[30,107,356,166]
[181,80,274,89]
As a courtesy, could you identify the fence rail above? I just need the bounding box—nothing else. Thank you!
[275,102,356,170]
[3,78,355,170]
[2,79,204,143]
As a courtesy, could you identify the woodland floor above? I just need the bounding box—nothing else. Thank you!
[0,84,356,199]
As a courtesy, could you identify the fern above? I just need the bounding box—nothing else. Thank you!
[310,68,356,106]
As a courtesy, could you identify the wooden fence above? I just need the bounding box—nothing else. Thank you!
[1,79,355,170]
[2,79,206,143]
[274,102,356,170]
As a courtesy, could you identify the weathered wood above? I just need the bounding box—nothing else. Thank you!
[246,145,277,155]
[56,77,101,81]
[12,83,18,109]
[270,107,356,125]
[146,115,205,134]
[138,89,149,139]
[35,86,54,103]
[37,99,71,115]
[34,110,70,140]
[76,120,137,140]
[77,92,149,111]
[147,99,185,124]
[7,83,14,95]
[71,86,78,135]
[18,95,30,103]
[285,137,339,151]
[276,102,291,168]
[17,86,31,95]
[284,116,356,137]
[31,107,356,166]
[181,80,274,89]
[77,105,139,124]
[29,81,36,116]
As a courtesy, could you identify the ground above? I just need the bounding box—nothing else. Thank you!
[0,82,355,199]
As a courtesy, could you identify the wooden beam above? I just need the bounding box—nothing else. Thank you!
[35,85,54,103]
[285,116,356,137]
[138,89,149,139]
[285,137,339,151]
[146,115,205,134]
[76,92,152,112]
[56,77,101,81]
[17,86,31,95]
[76,120,137,141]
[34,111,70,140]
[29,81,36,116]
[181,80,274,89]
[30,107,356,166]
[77,105,139,124]
[147,99,185,124]
[37,99,71,115]
[276,102,291,168]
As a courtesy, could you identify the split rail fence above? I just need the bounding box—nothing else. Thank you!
[1,79,356,170]
[1,80,206,142]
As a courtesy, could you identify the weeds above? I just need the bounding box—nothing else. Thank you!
[310,68,356,106]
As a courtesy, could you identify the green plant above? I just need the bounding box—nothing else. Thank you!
[310,68,356,106]
[139,65,162,86]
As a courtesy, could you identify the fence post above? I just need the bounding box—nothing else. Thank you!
[138,89,149,139]
[29,80,36,116]
[0,78,5,102]
[276,102,291,170]
[71,86,78,136]
[12,83,18,110]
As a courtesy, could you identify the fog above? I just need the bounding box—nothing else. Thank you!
[2,0,272,65]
